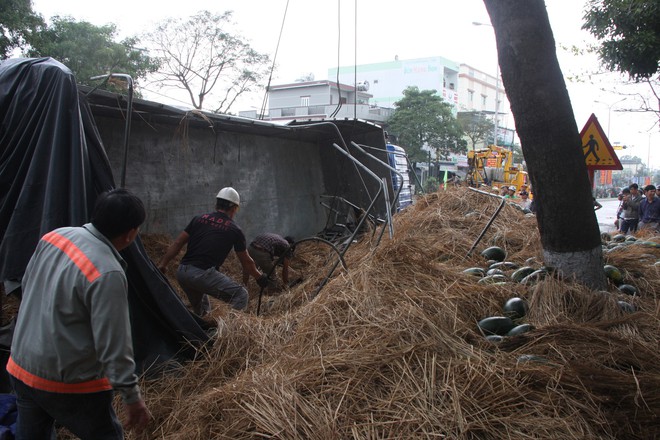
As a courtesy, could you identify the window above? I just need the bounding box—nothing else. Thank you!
[481,95,487,106]
[300,96,310,107]
[468,90,474,102]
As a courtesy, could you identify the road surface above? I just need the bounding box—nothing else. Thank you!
[595,198,619,234]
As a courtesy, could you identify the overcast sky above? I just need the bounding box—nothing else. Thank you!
[31,0,658,168]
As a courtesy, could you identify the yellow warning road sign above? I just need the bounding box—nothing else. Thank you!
[580,113,622,170]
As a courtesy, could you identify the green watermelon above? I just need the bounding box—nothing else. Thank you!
[477,274,508,285]
[481,246,506,262]
[478,316,515,336]
[612,234,626,243]
[603,265,623,285]
[486,268,506,277]
[617,284,638,296]
[511,266,536,283]
[507,323,534,336]
[617,301,636,313]
[521,269,548,285]
[503,297,528,320]
[485,335,504,343]
[463,267,486,277]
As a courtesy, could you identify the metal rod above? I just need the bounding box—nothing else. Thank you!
[465,187,507,258]
[310,143,386,299]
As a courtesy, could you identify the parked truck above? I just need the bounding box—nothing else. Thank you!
[386,143,413,211]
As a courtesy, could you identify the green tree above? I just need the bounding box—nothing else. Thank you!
[582,0,660,80]
[144,10,270,113]
[387,86,466,162]
[484,0,606,289]
[457,111,494,152]
[0,0,44,58]
[582,0,660,121]
[27,16,159,93]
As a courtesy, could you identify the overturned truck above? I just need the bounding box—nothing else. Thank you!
[0,57,411,374]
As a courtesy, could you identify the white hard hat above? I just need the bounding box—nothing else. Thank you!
[509,186,516,191]
[216,187,240,206]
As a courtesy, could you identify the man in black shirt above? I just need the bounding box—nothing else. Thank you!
[158,187,268,315]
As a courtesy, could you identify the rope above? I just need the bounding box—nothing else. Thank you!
[259,0,290,120]
[330,0,343,118]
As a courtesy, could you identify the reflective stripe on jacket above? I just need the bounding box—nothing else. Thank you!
[8,224,140,403]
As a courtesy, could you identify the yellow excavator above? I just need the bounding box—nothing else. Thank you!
[467,145,529,192]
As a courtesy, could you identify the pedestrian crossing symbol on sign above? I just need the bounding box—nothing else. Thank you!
[580,113,622,170]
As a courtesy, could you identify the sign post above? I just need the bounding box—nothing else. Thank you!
[580,113,623,188]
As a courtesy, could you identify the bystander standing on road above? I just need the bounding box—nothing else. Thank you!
[7,189,151,439]
[519,191,532,210]
[157,187,269,316]
[639,185,660,232]
[620,184,643,234]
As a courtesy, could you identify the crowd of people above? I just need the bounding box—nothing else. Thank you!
[615,183,660,234]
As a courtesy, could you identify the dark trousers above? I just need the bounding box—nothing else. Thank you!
[620,218,639,234]
[10,376,123,440]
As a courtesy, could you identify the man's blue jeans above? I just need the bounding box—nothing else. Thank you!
[10,376,123,440]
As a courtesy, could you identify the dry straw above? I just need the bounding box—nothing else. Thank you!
[118,188,660,439]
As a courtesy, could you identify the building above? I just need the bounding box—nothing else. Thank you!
[328,56,460,110]
[239,80,393,124]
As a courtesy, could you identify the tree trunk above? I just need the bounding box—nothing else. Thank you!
[483,0,606,289]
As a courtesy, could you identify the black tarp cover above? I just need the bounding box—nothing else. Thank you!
[0,57,209,372]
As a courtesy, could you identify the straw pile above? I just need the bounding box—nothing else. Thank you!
[105,189,660,438]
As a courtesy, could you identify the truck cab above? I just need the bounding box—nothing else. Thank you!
[386,143,413,211]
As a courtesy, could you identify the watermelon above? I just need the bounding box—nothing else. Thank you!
[521,269,548,285]
[603,265,623,286]
[463,267,486,277]
[617,301,636,313]
[477,274,508,285]
[617,284,638,296]
[478,316,515,336]
[503,297,528,320]
[507,323,534,336]
[511,266,536,283]
[612,234,626,243]
[486,268,506,277]
[485,335,504,343]
[481,246,506,262]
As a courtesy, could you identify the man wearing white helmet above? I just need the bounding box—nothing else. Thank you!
[157,187,268,315]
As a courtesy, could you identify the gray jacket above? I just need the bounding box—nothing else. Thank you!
[8,224,141,403]
[622,194,643,219]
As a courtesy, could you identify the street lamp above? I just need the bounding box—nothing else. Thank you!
[594,97,626,139]
[472,21,499,147]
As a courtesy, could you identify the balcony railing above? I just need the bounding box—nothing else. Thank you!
[269,104,394,122]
